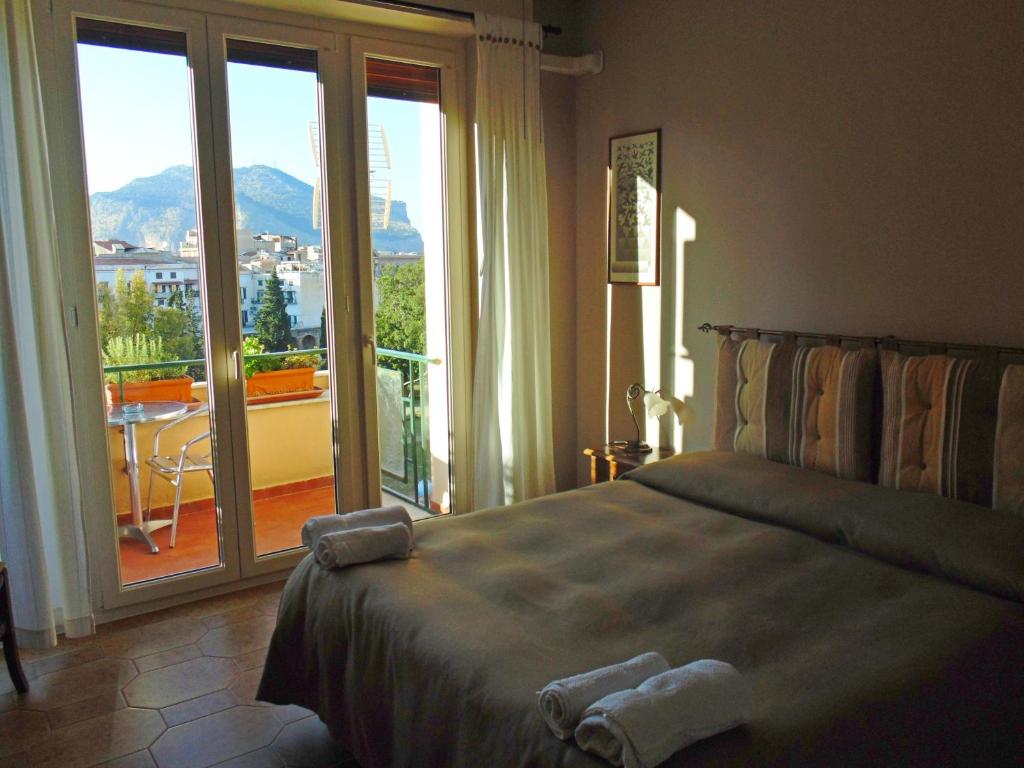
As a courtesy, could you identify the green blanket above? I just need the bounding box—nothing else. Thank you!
[260,451,1024,767]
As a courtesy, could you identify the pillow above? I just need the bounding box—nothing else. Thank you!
[879,350,1000,506]
[994,364,1024,516]
[714,334,877,480]
[789,345,878,482]
[713,335,794,463]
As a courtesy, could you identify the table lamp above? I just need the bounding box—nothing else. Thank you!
[616,382,672,453]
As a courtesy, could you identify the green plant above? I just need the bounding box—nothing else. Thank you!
[374,261,425,373]
[281,352,321,370]
[242,336,282,377]
[253,270,292,352]
[103,334,187,383]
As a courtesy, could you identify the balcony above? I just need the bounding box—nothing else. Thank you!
[105,347,443,584]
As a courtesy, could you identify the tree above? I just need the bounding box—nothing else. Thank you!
[122,270,154,336]
[155,291,195,363]
[96,281,121,348]
[97,270,205,379]
[318,307,328,370]
[254,269,292,352]
[374,261,425,356]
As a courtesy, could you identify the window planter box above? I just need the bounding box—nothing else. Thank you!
[246,367,316,399]
[106,376,194,404]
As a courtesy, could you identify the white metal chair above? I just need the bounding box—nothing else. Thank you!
[144,405,213,548]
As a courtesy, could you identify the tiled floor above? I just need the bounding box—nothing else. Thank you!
[119,486,429,585]
[0,582,360,768]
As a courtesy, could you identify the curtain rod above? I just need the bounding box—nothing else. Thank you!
[364,1,562,36]
[699,323,1024,356]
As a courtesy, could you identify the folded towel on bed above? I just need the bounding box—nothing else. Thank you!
[313,522,413,570]
[574,659,752,768]
[537,652,670,739]
[301,505,413,549]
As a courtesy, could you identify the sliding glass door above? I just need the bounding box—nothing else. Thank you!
[209,23,340,568]
[46,0,470,610]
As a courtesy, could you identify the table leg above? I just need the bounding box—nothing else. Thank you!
[117,422,172,554]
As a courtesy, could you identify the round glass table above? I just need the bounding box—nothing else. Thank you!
[106,400,189,554]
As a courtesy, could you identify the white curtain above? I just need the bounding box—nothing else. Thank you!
[0,0,94,647]
[471,13,556,509]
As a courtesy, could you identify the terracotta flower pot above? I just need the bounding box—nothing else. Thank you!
[106,376,194,404]
[246,367,316,398]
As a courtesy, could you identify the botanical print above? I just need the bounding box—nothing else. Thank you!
[609,130,659,284]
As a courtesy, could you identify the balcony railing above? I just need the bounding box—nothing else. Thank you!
[103,346,440,512]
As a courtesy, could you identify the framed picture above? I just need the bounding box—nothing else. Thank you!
[607,129,661,285]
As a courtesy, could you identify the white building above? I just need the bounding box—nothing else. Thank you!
[93,242,200,309]
[238,262,325,348]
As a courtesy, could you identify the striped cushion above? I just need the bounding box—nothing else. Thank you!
[714,335,876,480]
[713,336,793,462]
[879,351,999,506]
[789,346,878,481]
[994,365,1024,516]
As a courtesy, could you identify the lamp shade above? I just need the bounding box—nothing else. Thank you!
[644,390,672,418]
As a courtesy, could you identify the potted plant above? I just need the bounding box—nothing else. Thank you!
[244,337,321,398]
[104,334,193,404]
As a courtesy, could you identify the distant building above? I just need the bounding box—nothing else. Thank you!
[93,241,199,308]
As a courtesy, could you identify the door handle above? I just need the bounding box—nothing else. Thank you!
[363,334,375,350]
[232,350,242,380]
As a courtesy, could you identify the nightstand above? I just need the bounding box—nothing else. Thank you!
[583,445,677,483]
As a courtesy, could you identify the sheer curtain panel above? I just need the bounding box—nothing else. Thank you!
[471,13,556,509]
[0,0,94,649]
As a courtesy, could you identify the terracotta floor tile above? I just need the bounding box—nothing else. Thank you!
[160,690,237,728]
[202,606,264,630]
[119,488,323,585]
[25,645,108,680]
[22,658,137,711]
[0,709,49,757]
[270,705,313,726]
[198,615,277,658]
[135,643,204,674]
[228,668,272,708]
[46,689,126,730]
[150,706,282,768]
[28,708,166,768]
[234,647,268,672]
[98,750,157,767]
[98,616,209,659]
[272,717,354,768]
[123,656,238,709]
[0,692,17,714]
[211,747,285,767]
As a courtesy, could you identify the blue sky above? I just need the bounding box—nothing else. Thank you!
[76,44,430,232]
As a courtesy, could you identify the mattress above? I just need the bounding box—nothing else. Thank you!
[258,451,1024,767]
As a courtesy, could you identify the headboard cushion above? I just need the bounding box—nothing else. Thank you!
[994,365,1024,516]
[791,345,877,482]
[714,335,794,462]
[706,323,1024,513]
[714,333,876,481]
[878,351,999,507]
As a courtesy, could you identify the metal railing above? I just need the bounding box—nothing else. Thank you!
[103,345,440,512]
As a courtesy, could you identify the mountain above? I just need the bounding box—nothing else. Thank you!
[89,164,423,255]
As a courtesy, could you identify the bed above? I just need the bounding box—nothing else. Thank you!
[260,454,1024,765]
[258,450,1024,767]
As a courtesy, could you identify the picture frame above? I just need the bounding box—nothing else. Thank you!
[607,129,661,285]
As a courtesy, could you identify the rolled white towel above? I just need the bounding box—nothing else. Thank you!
[301,505,413,549]
[537,652,670,740]
[574,660,752,768]
[313,522,413,570]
